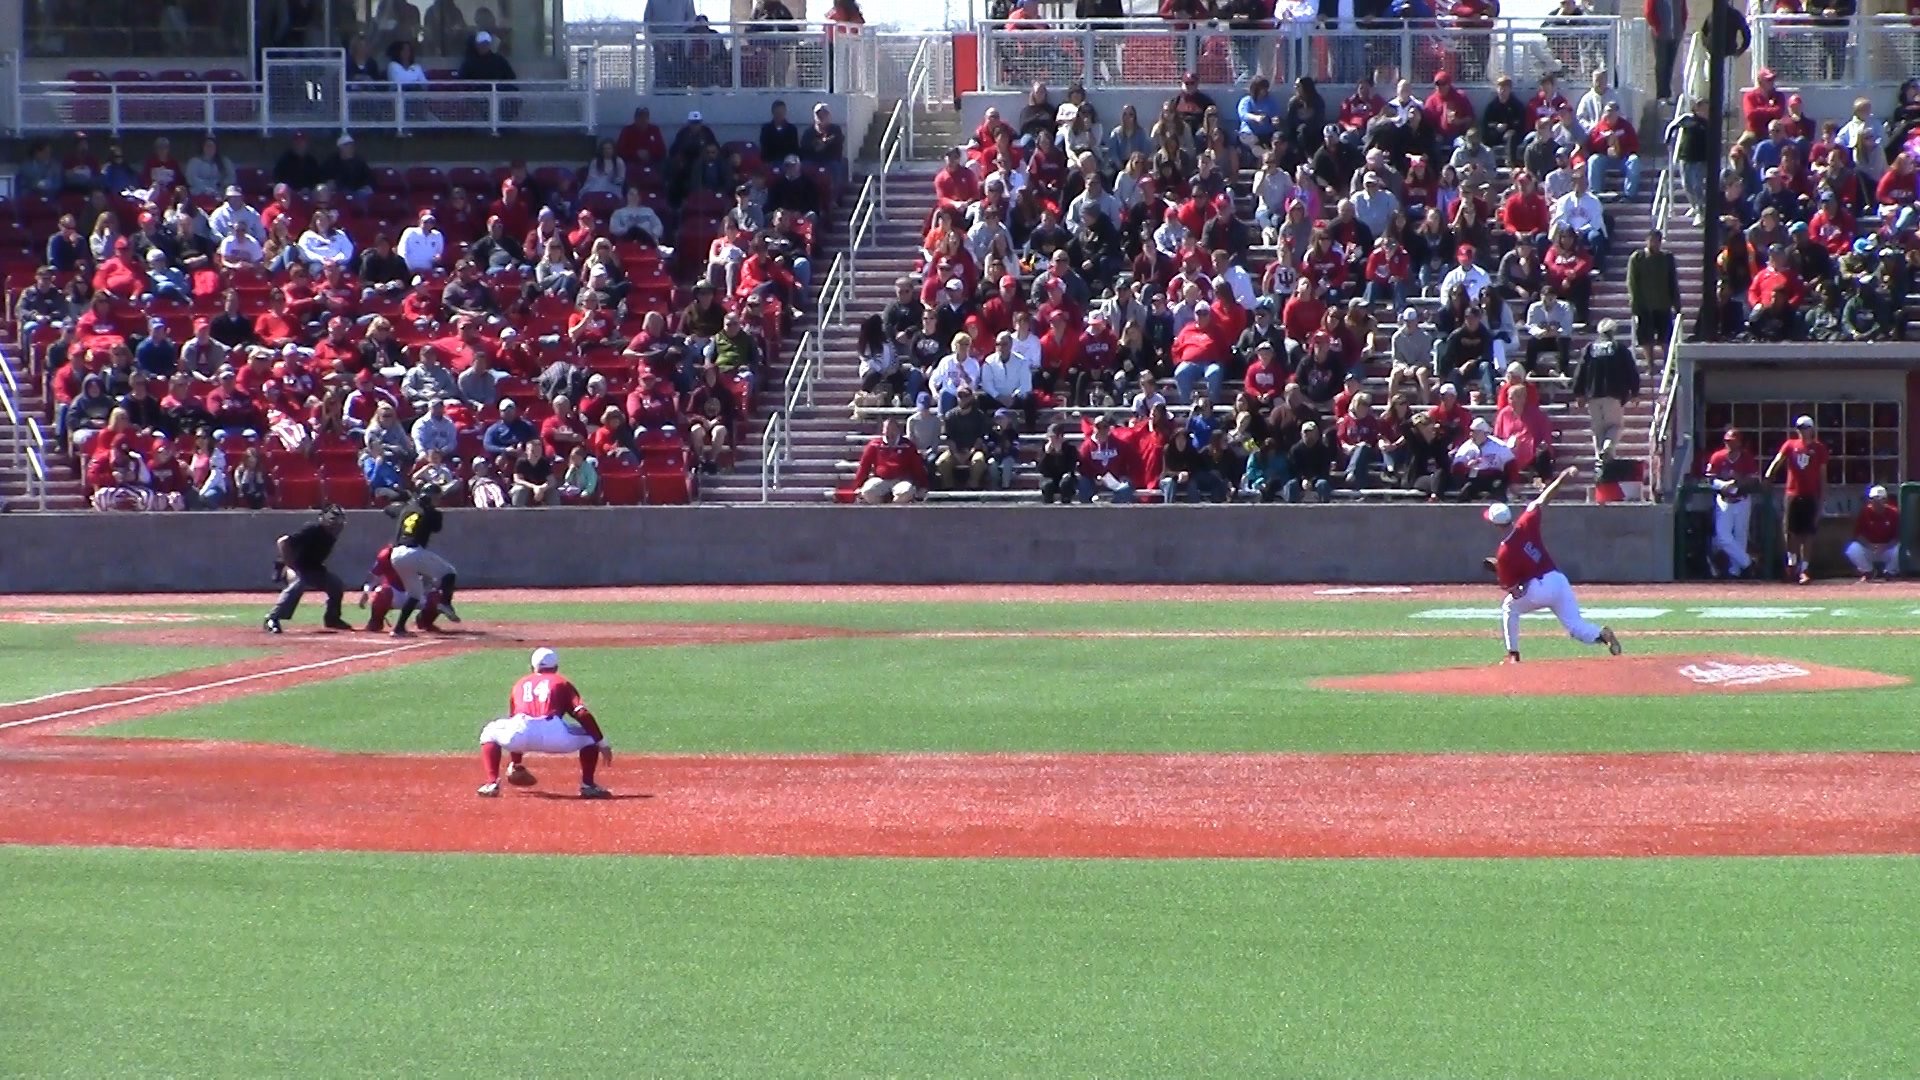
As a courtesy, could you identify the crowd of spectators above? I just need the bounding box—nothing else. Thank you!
[8,105,844,511]
[1668,73,1920,343]
[851,68,1654,504]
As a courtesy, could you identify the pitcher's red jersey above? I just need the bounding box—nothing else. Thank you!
[1495,507,1557,590]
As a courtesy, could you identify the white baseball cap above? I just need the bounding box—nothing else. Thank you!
[1869,484,1890,500]
[1795,414,1815,429]
[1470,416,1492,433]
[1484,503,1513,526]
[530,647,559,672]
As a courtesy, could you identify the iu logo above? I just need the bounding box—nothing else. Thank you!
[1677,661,1810,688]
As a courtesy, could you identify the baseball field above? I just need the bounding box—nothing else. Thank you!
[4,582,1920,1078]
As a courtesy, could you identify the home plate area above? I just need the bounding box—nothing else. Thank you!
[1317,655,1908,696]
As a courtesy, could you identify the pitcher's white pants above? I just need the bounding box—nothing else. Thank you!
[1846,541,1898,575]
[1712,498,1753,575]
[1501,570,1604,652]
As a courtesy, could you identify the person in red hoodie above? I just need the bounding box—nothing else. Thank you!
[312,316,359,372]
[1036,308,1082,402]
[614,107,667,166]
[1806,192,1856,256]
[1282,279,1327,346]
[932,148,981,212]
[1075,413,1137,503]
[1427,382,1471,447]
[853,417,930,504]
[253,290,299,348]
[92,237,148,299]
[1878,153,1919,215]
[1846,484,1901,579]
[1338,77,1388,138]
[1424,72,1476,141]
[1581,101,1642,197]
[1362,235,1412,309]
[1171,303,1227,403]
[1500,171,1552,252]
[977,274,1026,340]
[1742,67,1787,137]
[1746,242,1803,311]
[1076,311,1120,405]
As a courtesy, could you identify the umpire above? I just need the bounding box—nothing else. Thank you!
[264,504,352,634]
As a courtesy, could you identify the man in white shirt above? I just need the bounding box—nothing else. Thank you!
[1451,417,1515,499]
[1210,252,1257,309]
[207,186,264,243]
[297,212,355,272]
[1575,68,1620,132]
[1351,171,1400,238]
[978,331,1035,427]
[1550,171,1609,271]
[1439,243,1492,302]
[1524,284,1574,372]
[927,338,982,412]
[964,203,1013,266]
[409,397,460,458]
[398,210,447,275]
[1543,145,1579,201]
[1066,175,1121,230]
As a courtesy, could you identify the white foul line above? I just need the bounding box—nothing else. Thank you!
[0,642,436,731]
[0,685,174,708]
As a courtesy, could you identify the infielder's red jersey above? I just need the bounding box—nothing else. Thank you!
[1780,437,1830,497]
[1704,448,1758,499]
[1495,506,1557,591]
[1856,502,1901,545]
[510,673,583,720]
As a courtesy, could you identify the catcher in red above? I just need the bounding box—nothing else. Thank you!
[477,648,613,799]
[357,545,443,633]
[1482,465,1624,663]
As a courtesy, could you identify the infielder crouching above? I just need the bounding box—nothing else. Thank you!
[1846,484,1901,580]
[478,648,613,799]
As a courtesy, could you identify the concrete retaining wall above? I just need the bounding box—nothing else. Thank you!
[0,503,1673,592]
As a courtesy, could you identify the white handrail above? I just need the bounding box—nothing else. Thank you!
[782,327,819,417]
[846,173,881,306]
[1650,32,1700,240]
[24,444,46,510]
[1649,311,1688,499]
[759,409,788,502]
[815,251,848,341]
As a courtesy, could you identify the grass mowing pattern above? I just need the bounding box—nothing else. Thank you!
[1,848,1915,1079]
[92,633,1920,753]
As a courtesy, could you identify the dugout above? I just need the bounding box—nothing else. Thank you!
[1668,343,1920,580]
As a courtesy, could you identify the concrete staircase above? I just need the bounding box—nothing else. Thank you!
[0,344,86,511]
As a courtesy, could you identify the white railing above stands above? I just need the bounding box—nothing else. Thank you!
[976,16,1619,93]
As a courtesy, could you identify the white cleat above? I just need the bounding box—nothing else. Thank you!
[477,782,501,797]
[579,783,612,800]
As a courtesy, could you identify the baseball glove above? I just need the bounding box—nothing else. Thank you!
[1481,556,1499,575]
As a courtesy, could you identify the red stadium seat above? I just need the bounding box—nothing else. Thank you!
[404,166,448,195]
[598,463,644,506]
[320,470,372,510]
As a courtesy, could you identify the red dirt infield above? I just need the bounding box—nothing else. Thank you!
[0,606,1913,860]
[1317,654,1908,696]
[3,742,1919,858]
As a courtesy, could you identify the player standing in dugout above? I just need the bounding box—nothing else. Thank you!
[264,505,352,634]
[386,491,462,635]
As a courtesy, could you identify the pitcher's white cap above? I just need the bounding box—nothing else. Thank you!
[530,647,560,672]
[1484,503,1513,526]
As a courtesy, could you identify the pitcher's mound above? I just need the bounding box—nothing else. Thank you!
[1316,654,1907,696]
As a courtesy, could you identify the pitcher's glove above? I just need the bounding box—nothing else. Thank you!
[1481,556,1498,575]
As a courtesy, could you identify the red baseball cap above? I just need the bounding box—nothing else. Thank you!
[999,274,1018,288]
[1757,67,1776,80]
[1456,243,1476,260]
[1434,71,1451,84]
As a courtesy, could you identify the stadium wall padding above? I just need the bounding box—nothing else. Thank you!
[0,503,1673,591]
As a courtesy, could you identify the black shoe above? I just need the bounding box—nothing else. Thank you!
[322,618,356,631]
[263,616,282,635]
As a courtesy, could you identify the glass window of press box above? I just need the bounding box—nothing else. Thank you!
[25,0,558,62]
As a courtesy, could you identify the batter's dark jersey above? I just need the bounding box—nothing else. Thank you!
[388,500,443,547]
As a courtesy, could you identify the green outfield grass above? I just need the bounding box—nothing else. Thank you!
[90,628,1920,753]
[3,847,1916,1080]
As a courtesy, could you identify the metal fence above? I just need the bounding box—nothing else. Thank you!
[1752,15,1920,89]
[977,17,1617,92]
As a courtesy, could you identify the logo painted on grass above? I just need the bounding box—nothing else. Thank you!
[1410,608,1672,621]
[1676,661,1811,687]
[0,612,230,625]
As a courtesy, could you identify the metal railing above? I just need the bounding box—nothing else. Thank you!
[759,408,789,502]
[1650,32,1699,239]
[976,17,1618,93]
[1649,311,1690,500]
[846,36,932,308]
[1751,13,1920,89]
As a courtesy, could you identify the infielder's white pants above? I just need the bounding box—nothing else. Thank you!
[479,715,599,755]
[389,544,454,592]
[1846,541,1898,575]
[1501,570,1604,652]
[1712,498,1753,574]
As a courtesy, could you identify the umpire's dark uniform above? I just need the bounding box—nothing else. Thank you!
[265,507,349,633]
